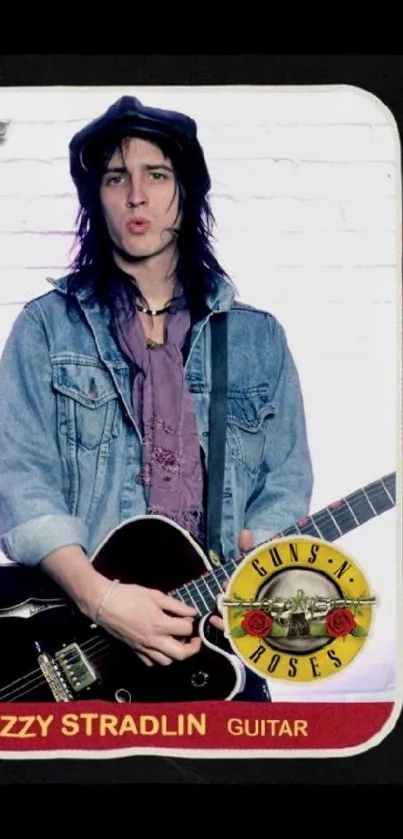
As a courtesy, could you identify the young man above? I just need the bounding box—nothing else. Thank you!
[0,96,313,701]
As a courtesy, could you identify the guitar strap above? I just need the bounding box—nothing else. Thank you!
[206,312,228,566]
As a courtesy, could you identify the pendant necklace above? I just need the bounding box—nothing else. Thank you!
[136,302,171,317]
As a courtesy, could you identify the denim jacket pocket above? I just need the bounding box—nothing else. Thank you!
[227,388,275,475]
[52,361,122,451]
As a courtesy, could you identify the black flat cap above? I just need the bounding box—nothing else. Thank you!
[69,96,211,198]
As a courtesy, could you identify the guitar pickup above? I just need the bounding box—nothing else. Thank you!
[55,643,97,693]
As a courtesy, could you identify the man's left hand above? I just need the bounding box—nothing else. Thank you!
[209,528,254,632]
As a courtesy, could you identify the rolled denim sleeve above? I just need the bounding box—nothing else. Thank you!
[0,303,89,565]
[245,316,314,544]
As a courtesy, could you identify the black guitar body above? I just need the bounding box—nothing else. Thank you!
[0,472,395,704]
[0,517,242,704]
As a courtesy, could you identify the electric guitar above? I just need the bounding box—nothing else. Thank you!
[0,472,396,704]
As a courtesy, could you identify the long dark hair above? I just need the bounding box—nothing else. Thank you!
[66,130,234,318]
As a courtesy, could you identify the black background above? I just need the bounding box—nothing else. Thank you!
[0,53,401,787]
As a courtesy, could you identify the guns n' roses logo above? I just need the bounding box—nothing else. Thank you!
[222,537,376,682]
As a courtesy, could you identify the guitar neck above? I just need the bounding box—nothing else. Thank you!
[170,472,396,618]
[281,471,396,542]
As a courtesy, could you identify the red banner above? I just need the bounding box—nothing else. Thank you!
[0,700,396,756]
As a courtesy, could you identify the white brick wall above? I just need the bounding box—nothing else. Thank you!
[0,85,400,703]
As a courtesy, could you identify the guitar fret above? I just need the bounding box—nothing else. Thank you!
[215,567,230,589]
[280,525,300,537]
[193,577,208,612]
[348,489,377,523]
[190,584,207,614]
[366,479,395,514]
[206,573,224,595]
[362,489,377,516]
[202,575,218,603]
[382,478,395,505]
[176,582,191,606]
[165,472,396,625]
[327,508,342,535]
[310,510,340,541]
[196,577,213,611]
[293,518,322,539]
[384,474,395,495]
[344,498,359,525]
[326,500,358,535]
[181,582,202,615]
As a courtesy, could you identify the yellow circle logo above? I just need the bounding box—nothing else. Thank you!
[222,536,376,683]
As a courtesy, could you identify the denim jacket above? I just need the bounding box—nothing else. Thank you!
[0,272,313,567]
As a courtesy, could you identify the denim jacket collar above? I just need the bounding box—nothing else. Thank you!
[45,271,236,402]
[46,270,236,314]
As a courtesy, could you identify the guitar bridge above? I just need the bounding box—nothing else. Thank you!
[55,643,97,693]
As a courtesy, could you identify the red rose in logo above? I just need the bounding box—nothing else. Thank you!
[241,609,273,637]
[326,608,356,637]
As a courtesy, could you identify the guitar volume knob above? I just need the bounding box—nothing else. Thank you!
[190,670,209,688]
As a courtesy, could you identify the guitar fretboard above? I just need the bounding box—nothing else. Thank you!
[170,472,396,618]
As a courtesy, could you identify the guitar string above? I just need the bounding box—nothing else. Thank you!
[0,573,225,700]
[172,482,395,612]
[0,645,118,703]
[0,579,220,699]
[0,572,225,699]
[297,484,394,535]
[0,575,227,699]
[0,636,109,701]
[0,595,228,699]
[0,478,394,701]
[0,579,217,700]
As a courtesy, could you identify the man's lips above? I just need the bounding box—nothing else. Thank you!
[127,219,151,233]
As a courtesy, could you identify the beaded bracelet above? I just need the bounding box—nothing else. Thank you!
[95,578,120,624]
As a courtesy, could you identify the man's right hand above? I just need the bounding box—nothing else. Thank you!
[93,581,202,667]
[41,544,202,667]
